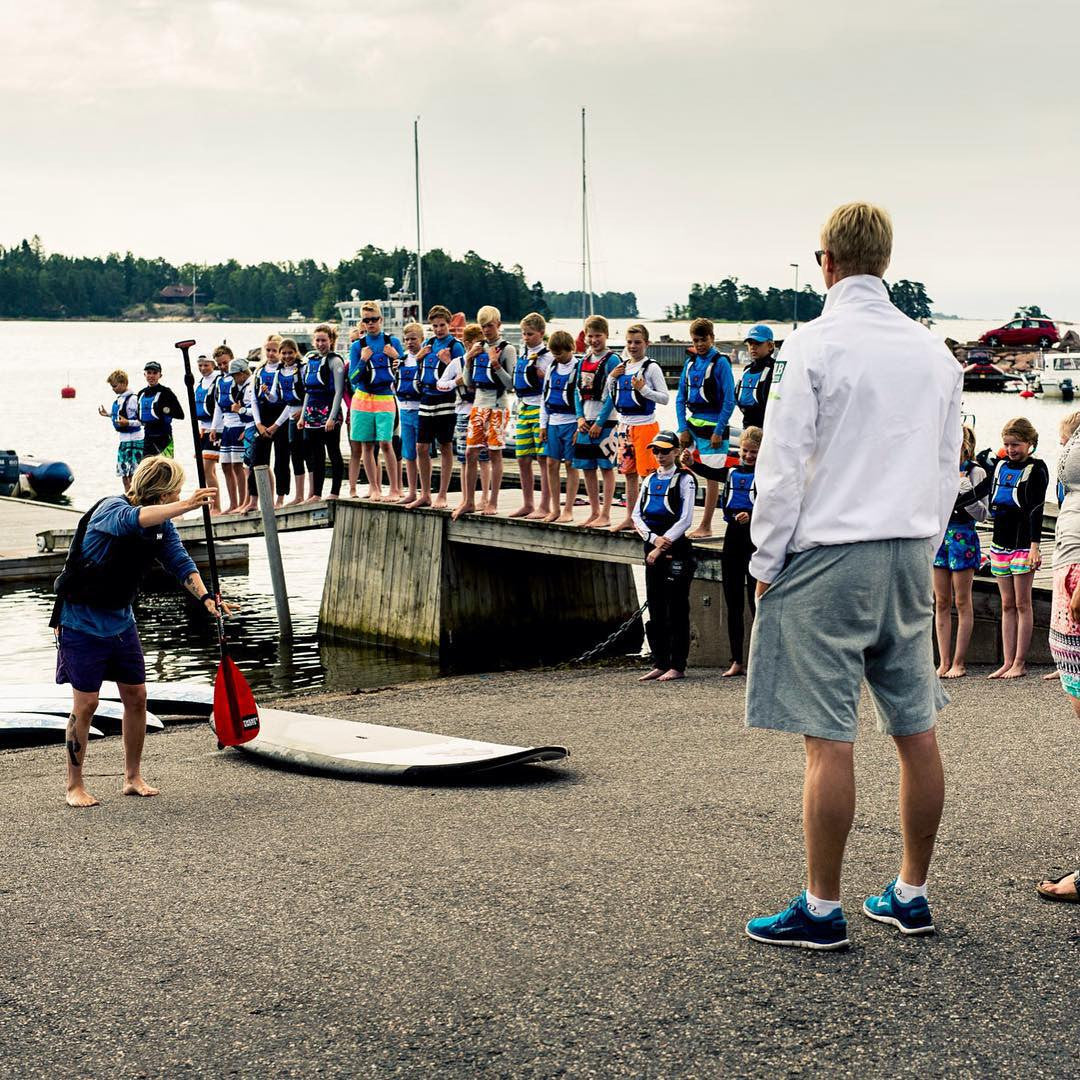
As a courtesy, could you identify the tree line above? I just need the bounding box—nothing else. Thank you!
[0,238,553,322]
[544,290,639,318]
[668,276,934,323]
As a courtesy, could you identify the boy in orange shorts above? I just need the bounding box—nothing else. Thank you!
[595,323,670,531]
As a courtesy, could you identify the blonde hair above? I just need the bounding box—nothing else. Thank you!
[212,345,234,360]
[313,323,337,346]
[689,317,714,339]
[361,300,382,316]
[427,304,452,323]
[462,322,485,347]
[128,456,185,506]
[626,323,650,343]
[961,424,976,465]
[402,321,423,339]
[740,426,763,450]
[584,315,609,336]
[1060,412,1080,441]
[1002,416,1038,449]
[264,333,283,346]
[106,369,129,388]
[520,312,547,334]
[548,330,576,356]
[477,305,501,326]
[820,202,893,277]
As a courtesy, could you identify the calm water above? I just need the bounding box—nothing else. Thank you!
[1,318,1075,689]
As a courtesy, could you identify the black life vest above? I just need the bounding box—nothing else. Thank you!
[578,350,614,403]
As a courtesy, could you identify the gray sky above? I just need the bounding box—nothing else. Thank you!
[3,0,1077,319]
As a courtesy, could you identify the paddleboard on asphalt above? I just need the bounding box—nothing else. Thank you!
[225,707,569,778]
[0,682,212,716]
[0,698,164,735]
[0,714,104,747]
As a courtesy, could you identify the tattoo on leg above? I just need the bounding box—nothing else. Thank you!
[66,712,82,768]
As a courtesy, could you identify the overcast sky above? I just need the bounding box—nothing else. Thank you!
[2,0,1077,319]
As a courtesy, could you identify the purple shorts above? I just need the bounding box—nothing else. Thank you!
[56,625,146,692]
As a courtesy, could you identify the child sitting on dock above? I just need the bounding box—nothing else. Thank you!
[573,315,619,528]
[509,312,554,520]
[975,417,1049,679]
[98,370,143,493]
[393,322,424,506]
[539,330,582,524]
[932,424,988,679]
[595,324,670,532]
[675,317,736,539]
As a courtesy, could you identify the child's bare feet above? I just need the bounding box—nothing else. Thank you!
[1001,663,1028,679]
[480,503,499,516]
[987,663,1011,679]
[722,662,745,678]
[580,514,598,528]
[942,665,967,678]
[527,508,550,520]
[656,669,685,682]
[405,496,430,509]
[591,514,611,529]
[638,667,664,682]
[451,502,476,521]
[1037,872,1079,900]
[687,526,714,539]
[431,497,448,509]
[274,497,284,509]
[541,509,560,522]
[66,785,100,808]
[610,518,635,532]
[1043,670,1061,681]
[556,510,575,524]
[123,776,160,798]
[303,495,320,504]
[936,663,950,677]
[508,505,532,519]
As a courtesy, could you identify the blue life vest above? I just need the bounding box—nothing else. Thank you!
[215,374,239,414]
[514,346,549,397]
[418,337,460,401]
[990,459,1033,512]
[639,470,690,535]
[194,374,218,423]
[274,367,302,406]
[684,353,721,410]
[111,391,136,432]
[471,341,508,392]
[544,364,577,415]
[737,368,763,410]
[614,360,658,417]
[137,389,160,425]
[302,353,333,401]
[722,466,756,523]
[395,358,422,402]
[256,364,278,402]
[351,333,397,395]
[1058,479,1066,507]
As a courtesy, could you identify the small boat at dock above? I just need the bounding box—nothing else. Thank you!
[18,455,75,498]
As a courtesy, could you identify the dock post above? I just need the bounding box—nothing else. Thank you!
[254,465,292,637]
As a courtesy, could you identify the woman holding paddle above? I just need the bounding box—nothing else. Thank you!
[52,457,229,808]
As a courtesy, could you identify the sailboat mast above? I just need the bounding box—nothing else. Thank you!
[581,108,589,320]
[414,116,424,319]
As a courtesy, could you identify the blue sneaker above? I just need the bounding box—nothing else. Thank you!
[745,892,850,950]
[862,880,935,935]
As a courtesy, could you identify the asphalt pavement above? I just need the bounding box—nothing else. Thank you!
[2,662,1079,1077]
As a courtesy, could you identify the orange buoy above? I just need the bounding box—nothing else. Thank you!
[60,385,76,399]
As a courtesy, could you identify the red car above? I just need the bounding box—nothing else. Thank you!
[979,317,1059,348]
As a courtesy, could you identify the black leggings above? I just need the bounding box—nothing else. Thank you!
[304,424,343,497]
[288,420,306,477]
[247,408,293,498]
[721,522,757,664]
[644,539,694,673]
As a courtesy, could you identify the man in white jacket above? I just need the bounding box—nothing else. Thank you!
[743,203,963,951]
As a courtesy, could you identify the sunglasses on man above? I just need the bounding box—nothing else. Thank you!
[361,316,381,324]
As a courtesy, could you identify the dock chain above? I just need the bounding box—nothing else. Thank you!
[565,600,649,667]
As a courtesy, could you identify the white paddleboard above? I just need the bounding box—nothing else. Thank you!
[229,707,569,778]
[0,698,163,734]
[1,682,212,716]
[0,713,104,744]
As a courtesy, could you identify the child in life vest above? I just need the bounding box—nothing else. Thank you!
[933,424,989,679]
[438,322,492,519]
[392,322,425,506]
[573,314,620,527]
[509,311,554,520]
[98,370,143,493]
[538,330,582,523]
[975,417,1049,679]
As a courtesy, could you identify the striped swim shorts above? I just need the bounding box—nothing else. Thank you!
[515,403,544,459]
[989,544,1033,577]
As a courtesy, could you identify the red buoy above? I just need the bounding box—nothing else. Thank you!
[60,385,76,399]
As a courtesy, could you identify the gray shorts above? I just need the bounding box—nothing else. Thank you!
[745,538,947,742]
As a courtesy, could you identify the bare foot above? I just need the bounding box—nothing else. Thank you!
[325,494,338,502]
[388,492,403,502]
[274,498,284,509]
[431,497,448,510]
[722,662,746,678]
[987,664,1011,679]
[287,497,304,507]
[303,495,321,504]
[527,508,550,520]
[580,514,598,528]
[1001,663,1028,679]
[348,488,359,500]
[942,665,967,678]
[66,786,100,808]
[211,508,225,517]
[936,664,950,677]
[638,667,665,682]
[541,510,560,523]
[367,492,384,502]
[556,511,575,524]
[687,526,714,539]
[610,518,635,532]
[123,777,160,798]
[481,503,499,516]
[508,505,533,519]
[591,515,611,529]
[1043,671,1061,681]
[656,669,686,682]
[405,496,430,509]
[451,503,476,521]
[1038,872,1079,899]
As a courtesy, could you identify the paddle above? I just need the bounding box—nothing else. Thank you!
[175,339,260,748]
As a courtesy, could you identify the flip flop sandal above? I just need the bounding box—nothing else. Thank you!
[1036,871,1080,902]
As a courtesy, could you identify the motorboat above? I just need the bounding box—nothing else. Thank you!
[18,454,74,497]
[961,349,1019,393]
[1035,351,1080,401]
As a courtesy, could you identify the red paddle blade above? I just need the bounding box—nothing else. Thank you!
[212,655,260,746]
